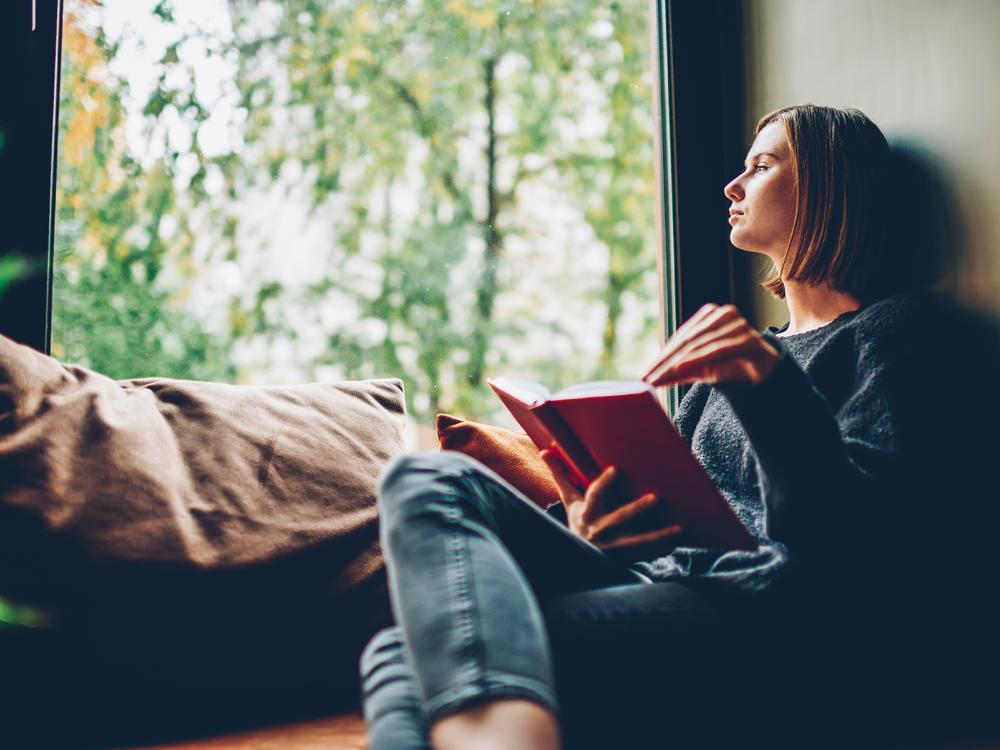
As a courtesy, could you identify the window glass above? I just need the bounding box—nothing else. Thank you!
[53,0,664,433]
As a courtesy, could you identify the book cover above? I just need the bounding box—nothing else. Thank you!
[488,377,756,551]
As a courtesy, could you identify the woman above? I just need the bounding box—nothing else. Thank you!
[359,105,924,749]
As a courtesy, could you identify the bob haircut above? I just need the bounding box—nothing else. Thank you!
[757,104,893,302]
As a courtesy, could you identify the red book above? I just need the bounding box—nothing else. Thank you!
[487,377,757,551]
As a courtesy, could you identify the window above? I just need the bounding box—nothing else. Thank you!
[51,0,669,435]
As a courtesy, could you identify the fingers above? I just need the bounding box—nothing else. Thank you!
[648,303,722,365]
[646,316,749,385]
[676,303,743,347]
[653,329,757,387]
[659,331,779,387]
[643,303,781,387]
[581,465,618,523]
[643,304,743,383]
[570,476,684,556]
[588,492,658,540]
[661,332,762,385]
[540,448,582,505]
[599,524,684,553]
[642,303,721,379]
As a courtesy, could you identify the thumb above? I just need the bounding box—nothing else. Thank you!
[540,447,582,504]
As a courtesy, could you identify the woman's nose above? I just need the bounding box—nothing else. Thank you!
[724,174,744,202]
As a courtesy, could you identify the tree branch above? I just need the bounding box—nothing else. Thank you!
[374,63,475,221]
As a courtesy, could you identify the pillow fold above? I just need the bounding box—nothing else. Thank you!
[435,412,560,509]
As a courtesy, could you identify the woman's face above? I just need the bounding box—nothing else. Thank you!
[723,121,797,262]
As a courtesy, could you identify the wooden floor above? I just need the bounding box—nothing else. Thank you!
[105,711,1000,750]
[116,713,367,750]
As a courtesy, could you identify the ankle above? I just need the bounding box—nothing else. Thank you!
[430,698,560,750]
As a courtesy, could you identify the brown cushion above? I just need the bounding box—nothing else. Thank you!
[435,413,560,509]
[0,337,405,620]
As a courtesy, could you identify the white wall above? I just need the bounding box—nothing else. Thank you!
[741,0,1000,327]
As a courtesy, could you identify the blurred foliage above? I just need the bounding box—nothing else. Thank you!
[0,254,30,298]
[52,9,234,380]
[52,0,661,421]
[0,596,55,630]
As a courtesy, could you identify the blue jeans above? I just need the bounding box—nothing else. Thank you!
[360,451,743,749]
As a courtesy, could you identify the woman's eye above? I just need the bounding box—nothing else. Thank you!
[754,164,768,173]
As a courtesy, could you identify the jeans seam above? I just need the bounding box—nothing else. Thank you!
[421,675,559,727]
[444,501,488,690]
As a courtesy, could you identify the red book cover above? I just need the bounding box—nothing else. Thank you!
[488,378,756,551]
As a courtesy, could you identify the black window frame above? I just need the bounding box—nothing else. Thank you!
[653,0,745,409]
[0,0,64,353]
[658,0,746,322]
[0,0,744,377]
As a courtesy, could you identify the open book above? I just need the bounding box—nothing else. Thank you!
[487,378,757,551]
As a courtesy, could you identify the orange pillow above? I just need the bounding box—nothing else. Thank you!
[435,413,561,509]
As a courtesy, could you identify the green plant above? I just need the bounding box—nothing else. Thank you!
[0,253,30,298]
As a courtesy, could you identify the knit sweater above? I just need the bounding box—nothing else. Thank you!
[632,294,922,593]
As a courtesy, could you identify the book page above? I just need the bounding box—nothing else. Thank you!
[554,380,653,399]
[487,377,551,405]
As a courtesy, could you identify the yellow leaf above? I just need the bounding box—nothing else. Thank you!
[61,18,112,165]
[346,45,375,63]
[448,0,498,28]
[82,228,107,268]
[353,4,374,33]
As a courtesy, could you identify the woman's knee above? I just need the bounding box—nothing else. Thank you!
[377,450,489,520]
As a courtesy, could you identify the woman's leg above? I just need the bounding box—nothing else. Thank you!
[361,626,431,750]
[362,450,646,749]
[543,582,755,749]
[362,626,557,750]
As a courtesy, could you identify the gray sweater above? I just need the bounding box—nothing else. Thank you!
[632,294,917,593]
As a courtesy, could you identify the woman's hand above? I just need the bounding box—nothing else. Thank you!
[540,450,683,558]
[642,303,780,388]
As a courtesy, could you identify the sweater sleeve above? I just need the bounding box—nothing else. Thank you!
[717,334,900,564]
[673,383,712,447]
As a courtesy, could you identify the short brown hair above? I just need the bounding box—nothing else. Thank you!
[757,105,892,301]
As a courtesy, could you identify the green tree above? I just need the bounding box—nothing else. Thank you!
[52,6,232,380]
[215,0,658,416]
[53,0,661,422]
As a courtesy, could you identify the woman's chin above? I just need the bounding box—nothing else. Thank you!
[728,232,757,253]
[729,232,776,258]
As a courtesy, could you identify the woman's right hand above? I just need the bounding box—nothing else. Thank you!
[642,303,780,388]
[539,449,683,558]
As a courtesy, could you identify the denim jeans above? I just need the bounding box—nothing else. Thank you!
[360,451,747,749]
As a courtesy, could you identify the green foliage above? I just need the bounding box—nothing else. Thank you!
[52,12,233,379]
[53,0,661,421]
[0,253,30,298]
[0,596,55,629]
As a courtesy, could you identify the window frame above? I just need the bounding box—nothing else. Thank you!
[653,0,745,409]
[0,0,744,391]
[660,0,745,326]
[0,0,64,353]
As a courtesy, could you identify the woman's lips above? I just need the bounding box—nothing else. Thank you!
[728,213,742,224]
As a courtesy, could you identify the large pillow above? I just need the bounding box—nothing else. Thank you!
[0,333,407,686]
[436,413,560,509]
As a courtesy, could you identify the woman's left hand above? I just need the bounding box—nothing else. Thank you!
[642,303,781,387]
[540,451,684,559]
